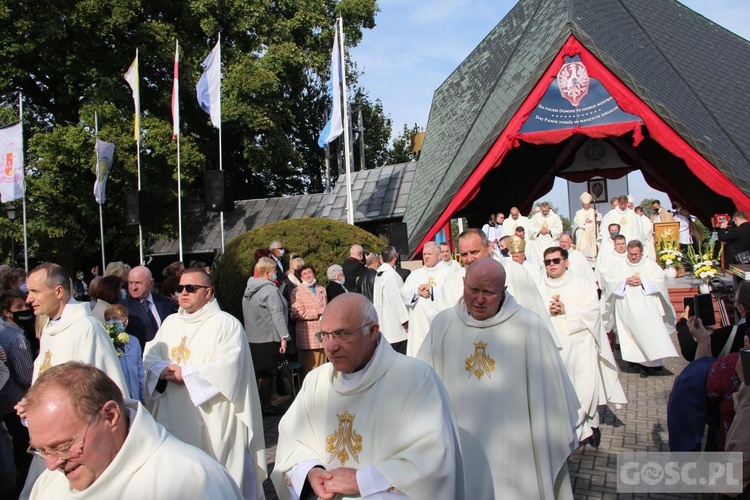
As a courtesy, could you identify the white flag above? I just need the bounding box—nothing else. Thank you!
[318,24,344,148]
[124,50,140,141]
[0,122,24,202]
[196,36,221,129]
[172,40,180,138]
[93,139,115,205]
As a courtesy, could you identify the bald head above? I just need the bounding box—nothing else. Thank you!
[319,293,379,374]
[463,258,506,320]
[127,266,153,300]
[559,233,572,250]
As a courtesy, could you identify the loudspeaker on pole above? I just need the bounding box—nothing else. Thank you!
[204,170,234,212]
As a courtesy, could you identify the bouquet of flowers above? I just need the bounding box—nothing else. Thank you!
[686,241,722,282]
[657,238,683,268]
[104,320,130,357]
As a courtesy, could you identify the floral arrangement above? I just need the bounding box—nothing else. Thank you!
[657,238,683,268]
[104,320,130,357]
[686,241,723,282]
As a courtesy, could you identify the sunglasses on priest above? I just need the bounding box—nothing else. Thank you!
[176,284,211,294]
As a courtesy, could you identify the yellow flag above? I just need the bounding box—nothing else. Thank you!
[124,50,140,141]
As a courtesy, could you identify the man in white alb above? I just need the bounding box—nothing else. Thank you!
[373,246,409,354]
[604,240,678,377]
[144,269,266,499]
[419,258,580,499]
[400,242,447,356]
[439,242,462,274]
[600,195,644,245]
[272,293,464,500]
[573,192,600,265]
[501,206,531,237]
[527,202,563,265]
[559,233,597,285]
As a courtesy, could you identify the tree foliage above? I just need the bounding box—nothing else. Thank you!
[0,0,381,267]
[213,217,385,319]
[386,123,421,165]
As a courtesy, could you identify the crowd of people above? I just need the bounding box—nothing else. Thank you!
[1,197,750,498]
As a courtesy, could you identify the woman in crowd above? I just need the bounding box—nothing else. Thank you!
[290,264,326,379]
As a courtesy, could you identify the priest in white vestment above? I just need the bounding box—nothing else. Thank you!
[536,247,626,444]
[439,243,462,274]
[559,233,597,285]
[26,362,242,500]
[598,235,629,333]
[501,206,531,237]
[604,240,678,375]
[400,242,447,356]
[433,229,563,348]
[527,202,563,265]
[272,294,464,500]
[599,195,644,245]
[634,206,656,260]
[20,264,130,499]
[373,246,409,353]
[507,235,544,283]
[418,259,580,499]
[144,269,266,499]
[573,192,600,264]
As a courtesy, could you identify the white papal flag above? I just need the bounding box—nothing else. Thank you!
[0,122,24,202]
[93,139,115,205]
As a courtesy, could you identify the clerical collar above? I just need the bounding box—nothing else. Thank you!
[339,342,379,389]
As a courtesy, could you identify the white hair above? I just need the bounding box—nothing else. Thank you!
[326,264,344,280]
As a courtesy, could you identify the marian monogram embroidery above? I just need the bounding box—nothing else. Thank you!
[170,337,191,365]
[38,350,52,375]
[465,341,495,380]
[326,411,362,465]
[619,217,628,226]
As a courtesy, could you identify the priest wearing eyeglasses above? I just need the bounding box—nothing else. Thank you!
[25,362,242,499]
[271,293,464,500]
[143,269,267,499]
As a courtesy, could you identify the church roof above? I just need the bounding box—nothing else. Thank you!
[404,0,750,253]
[147,162,416,256]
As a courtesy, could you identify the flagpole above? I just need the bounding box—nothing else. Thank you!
[217,33,225,255]
[338,17,354,225]
[95,112,106,271]
[174,40,184,263]
[19,93,28,272]
[134,49,144,265]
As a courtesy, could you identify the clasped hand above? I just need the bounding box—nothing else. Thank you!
[308,467,359,499]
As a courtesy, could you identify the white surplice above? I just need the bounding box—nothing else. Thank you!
[566,248,597,285]
[144,299,266,500]
[400,264,448,356]
[573,207,599,263]
[600,207,644,245]
[31,401,242,499]
[271,338,464,500]
[373,264,409,344]
[536,272,627,441]
[605,257,678,364]
[418,294,581,499]
[527,211,563,265]
[501,215,531,237]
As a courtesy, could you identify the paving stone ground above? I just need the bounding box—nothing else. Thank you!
[260,332,701,499]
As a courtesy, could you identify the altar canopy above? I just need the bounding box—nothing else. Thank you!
[404,0,750,256]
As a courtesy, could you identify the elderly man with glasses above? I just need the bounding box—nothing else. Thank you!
[272,293,464,500]
[23,362,242,498]
[144,268,266,498]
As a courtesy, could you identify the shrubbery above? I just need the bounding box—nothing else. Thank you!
[212,217,385,320]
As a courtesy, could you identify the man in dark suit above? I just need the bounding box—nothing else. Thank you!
[269,240,287,276]
[342,244,366,292]
[718,212,750,265]
[122,265,176,349]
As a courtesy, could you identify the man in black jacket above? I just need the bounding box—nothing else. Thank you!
[356,252,380,302]
[342,244,366,292]
[122,266,176,349]
[718,212,750,265]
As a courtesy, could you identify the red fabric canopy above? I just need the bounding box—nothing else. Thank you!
[415,35,750,254]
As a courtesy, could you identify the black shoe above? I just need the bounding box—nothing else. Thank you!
[639,367,650,378]
[589,428,601,448]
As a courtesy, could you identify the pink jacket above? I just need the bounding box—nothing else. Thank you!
[290,285,327,350]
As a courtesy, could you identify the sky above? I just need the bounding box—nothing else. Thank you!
[350,0,750,218]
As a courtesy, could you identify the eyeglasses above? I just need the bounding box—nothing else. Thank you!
[543,257,565,266]
[176,284,210,294]
[316,322,372,343]
[27,405,103,461]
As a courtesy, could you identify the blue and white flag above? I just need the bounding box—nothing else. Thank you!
[196,36,222,129]
[318,25,344,148]
[93,139,115,205]
[0,122,24,202]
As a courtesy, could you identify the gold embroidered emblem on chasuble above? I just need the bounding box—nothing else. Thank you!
[326,411,363,465]
[170,336,191,365]
[620,217,628,226]
[38,350,52,375]
[465,341,495,380]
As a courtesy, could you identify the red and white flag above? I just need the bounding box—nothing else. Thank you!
[0,122,24,202]
[172,40,180,139]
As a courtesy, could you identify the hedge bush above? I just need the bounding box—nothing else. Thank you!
[213,217,386,320]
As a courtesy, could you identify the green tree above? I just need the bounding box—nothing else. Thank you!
[386,123,421,164]
[0,0,382,265]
